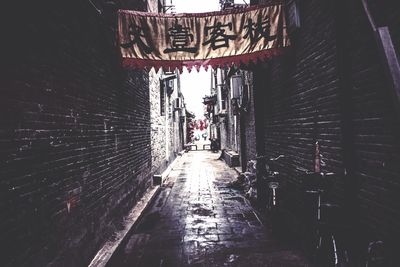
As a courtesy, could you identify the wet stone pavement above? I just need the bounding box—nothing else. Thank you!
[107,151,311,267]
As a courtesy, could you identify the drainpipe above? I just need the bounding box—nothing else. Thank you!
[361,0,400,119]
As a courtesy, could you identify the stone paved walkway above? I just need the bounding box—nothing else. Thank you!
[107,151,311,267]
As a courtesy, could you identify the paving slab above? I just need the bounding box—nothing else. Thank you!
[107,151,311,267]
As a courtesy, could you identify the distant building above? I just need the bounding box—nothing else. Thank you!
[149,0,187,177]
[205,66,256,170]
[150,68,187,175]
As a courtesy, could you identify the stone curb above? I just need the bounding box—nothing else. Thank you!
[88,152,184,267]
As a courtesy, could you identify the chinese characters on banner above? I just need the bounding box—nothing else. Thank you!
[118,3,290,71]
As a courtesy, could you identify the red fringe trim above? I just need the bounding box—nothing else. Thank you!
[122,47,288,73]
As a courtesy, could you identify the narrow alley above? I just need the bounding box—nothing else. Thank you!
[2,0,400,266]
[107,151,309,267]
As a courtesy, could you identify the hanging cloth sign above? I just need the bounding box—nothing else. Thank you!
[118,3,290,71]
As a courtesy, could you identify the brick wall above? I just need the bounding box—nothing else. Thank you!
[1,0,152,266]
[169,74,185,157]
[149,69,168,174]
[214,67,255,169]
[239,70,257,170]
[254,0,400,243]
[256,0,343,218]
[344,0,400,240]
[149,69,183,176]
[223,69,239,153]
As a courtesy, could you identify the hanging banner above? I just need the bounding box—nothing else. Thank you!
[118,3,290,71]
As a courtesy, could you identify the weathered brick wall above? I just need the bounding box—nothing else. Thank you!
[171,80,185,156]
[258,0,343,217]
[1,1,152,266]
[239,70,257,170]
[224,70,239,153]
[345,0,400,240]
[215,69,230,151]
[149,69,182,176]
[254,0,400,242]
[166,84,182,162]
[149,69,168,174]
[168,86,177,159]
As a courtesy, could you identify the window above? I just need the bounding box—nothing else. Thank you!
[221,99,227,110]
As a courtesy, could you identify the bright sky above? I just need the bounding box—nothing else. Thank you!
[173,0,219,118]
[180,67,212,119]
[173,0,219,13]
[173,0,246,118]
